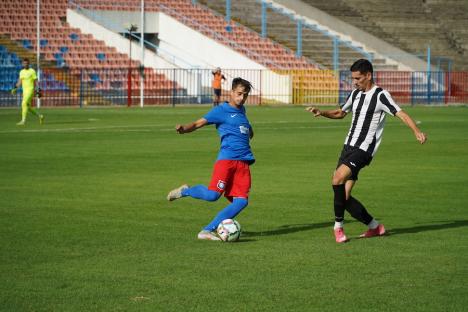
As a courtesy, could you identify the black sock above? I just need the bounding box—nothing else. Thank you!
[345,196,373,225]
[332,184,346,223]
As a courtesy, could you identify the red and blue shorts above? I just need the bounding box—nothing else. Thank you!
[208,160,251,201]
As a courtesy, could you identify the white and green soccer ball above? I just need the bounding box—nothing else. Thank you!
[217,219,241,242]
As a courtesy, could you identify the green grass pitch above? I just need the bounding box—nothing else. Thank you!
[0,105,467,311]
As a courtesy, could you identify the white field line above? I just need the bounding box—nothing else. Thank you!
[0,121,348,134]
[12,117,465,134]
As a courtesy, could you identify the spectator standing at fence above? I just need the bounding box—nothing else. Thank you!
[212,67,226,106]
[167,77,254,241]
[11,58,44,126]
[306,59,427,243]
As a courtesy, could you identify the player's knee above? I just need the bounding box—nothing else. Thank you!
[332,174,346,185]
[206,190,221,201]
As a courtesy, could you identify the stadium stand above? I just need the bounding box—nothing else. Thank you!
[0,46,20,92]
[69,0,341,103]
[0,0,182,105]
[0,48,68,92]
[296,0,468,71]
[198,0,398,71]
[1,0,465,105]
[0,36,102,106]
[72,0,318,70]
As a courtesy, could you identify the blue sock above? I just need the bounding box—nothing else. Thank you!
[181,185,220,202]
[204,197,248,231]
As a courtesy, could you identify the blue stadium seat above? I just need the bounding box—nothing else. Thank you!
[0,54,8,66]
[89,73,101,82]
[0,83,9,91]
[69,33,79,41]
[59,46,69,53]
[96,53,106,61]
[53,53,66,68]
[21,39,32,49]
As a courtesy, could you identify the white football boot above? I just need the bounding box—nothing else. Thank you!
[197,230,221,241]
[167,184,189,201]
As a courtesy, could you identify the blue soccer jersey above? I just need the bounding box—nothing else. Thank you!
[204,102,255,164]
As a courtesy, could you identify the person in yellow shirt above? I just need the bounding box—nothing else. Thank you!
[11,58,44,125]
[212,67,226,106]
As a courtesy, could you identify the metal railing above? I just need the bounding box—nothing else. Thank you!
[1,67,467,107]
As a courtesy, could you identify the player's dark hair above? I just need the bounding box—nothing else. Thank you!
[232,77,252,93]
[23,58,30,63]
[350,59,373,74]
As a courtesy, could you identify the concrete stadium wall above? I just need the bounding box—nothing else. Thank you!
[77,10,160,33]
[158,13,265,70]
[67,9,173,69]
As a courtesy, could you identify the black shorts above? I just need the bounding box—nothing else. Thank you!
[213,88,221,97]
[336,145,373,181]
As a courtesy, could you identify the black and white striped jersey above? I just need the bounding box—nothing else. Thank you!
[340,85,401,156]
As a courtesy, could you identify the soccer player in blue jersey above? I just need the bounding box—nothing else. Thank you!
[167,77,254,241]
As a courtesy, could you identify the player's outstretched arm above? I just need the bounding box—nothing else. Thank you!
[395,111,427,144]
[305,107,347,119]
[175,118,208,134]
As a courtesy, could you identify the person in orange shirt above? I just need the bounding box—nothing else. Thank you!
[212,67,226,106]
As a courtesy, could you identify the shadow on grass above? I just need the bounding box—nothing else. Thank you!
[243,221,345,237]
[242,220,468,238]
[387,220,468,236]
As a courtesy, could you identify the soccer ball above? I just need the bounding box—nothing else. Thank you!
[217,219,241,242]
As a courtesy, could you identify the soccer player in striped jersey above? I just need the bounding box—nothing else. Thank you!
[12,58,44,126]
[167,77,254,241]
[306,59,427,243]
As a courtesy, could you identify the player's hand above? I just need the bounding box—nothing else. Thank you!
[10,87,17,95]
[35,88,42,98]
[305,106,321,117]
[175,125,185,134]
[415,131,427,144]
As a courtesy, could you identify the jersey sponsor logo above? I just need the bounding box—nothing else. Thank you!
[217,180,226,190]
[239,125,249,134]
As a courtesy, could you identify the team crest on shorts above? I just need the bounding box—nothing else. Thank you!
[217,180,226,190]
